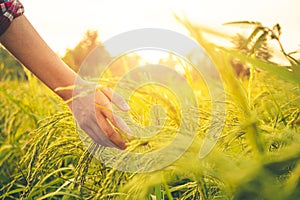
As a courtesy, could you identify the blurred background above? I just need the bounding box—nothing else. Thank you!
[22,0,300,55]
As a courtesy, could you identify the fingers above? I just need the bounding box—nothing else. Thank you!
[113,114,133,135]
[96,95,132,135]
[101,88,130,111]
[92,87,132,149]
[71,81,132,149]
[95,108,127,150]
[80,120,117,148]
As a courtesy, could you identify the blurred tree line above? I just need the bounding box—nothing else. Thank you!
[62,30,142,78]
[62,30,103,72]
[0,30,142,81]
[4,25,296,81]
[0,30,112,80]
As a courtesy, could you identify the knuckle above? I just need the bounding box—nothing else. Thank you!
[96,101,112,110]
[104,127,116,139]
[105,112,114,121]
[101,101,111,107]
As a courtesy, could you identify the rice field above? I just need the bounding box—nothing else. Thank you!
[0,20,300,200]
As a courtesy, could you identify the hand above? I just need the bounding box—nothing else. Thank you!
[68,79,131,150]
[0,16,131,149]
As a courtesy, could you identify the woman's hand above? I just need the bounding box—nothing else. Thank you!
[68,80,131,149]
[0,15,131,149]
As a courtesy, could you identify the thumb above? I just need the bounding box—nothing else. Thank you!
[112,92,130,111]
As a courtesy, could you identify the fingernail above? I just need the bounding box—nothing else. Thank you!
[121,142,127,150]
[120,120,132,134]
[114,115,132,134]
[122,102,130,111]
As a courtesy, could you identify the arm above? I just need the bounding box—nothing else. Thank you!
[0,15,130,149]
[0,15,75,101]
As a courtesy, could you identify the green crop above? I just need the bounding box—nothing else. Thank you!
[1,20,300,200]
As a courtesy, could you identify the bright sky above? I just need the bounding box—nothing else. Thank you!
[22,0,300,56]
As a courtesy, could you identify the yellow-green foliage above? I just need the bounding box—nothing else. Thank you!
[1,21,300,200]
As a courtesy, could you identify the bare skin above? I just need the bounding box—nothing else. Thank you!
[0,15,130,149]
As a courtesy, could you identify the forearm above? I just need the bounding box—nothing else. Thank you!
[0,15,76,101]
[0,12,131,148]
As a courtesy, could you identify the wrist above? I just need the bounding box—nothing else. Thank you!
[54,72,81,102]
[56,76,93,102]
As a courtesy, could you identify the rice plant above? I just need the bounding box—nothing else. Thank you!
[0,19,300,200]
